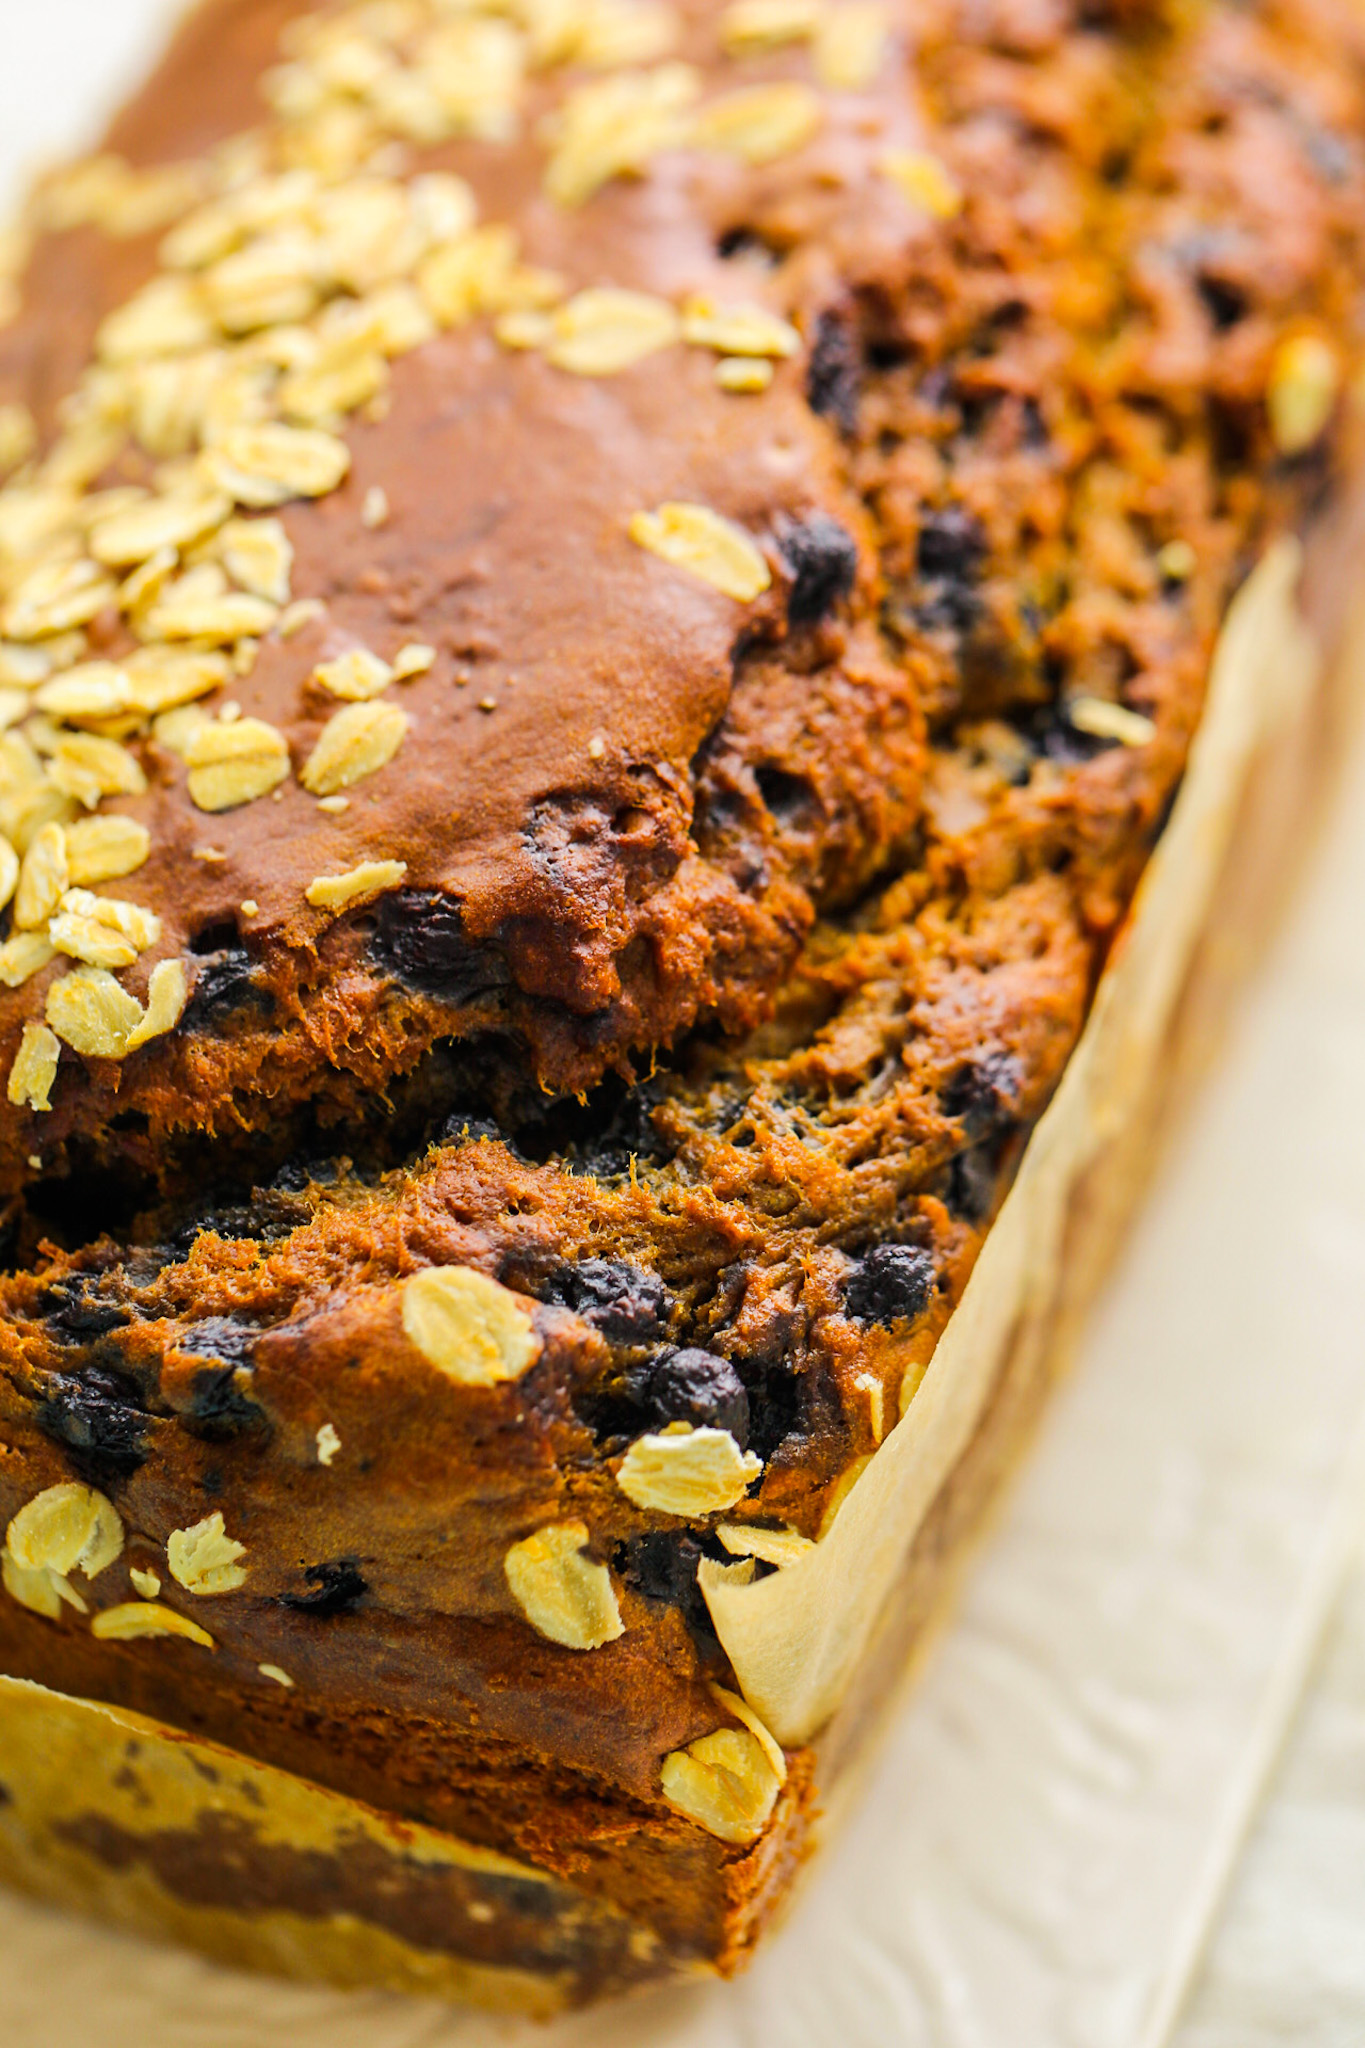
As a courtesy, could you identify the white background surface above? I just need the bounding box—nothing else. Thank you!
[2,8,1365,2043]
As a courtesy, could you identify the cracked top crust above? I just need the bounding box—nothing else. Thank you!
[0,0,940,1201]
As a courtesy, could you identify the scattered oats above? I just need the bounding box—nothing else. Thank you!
[576,0,680,68]
[315,646,393,700]
[716,355,774,393]
[129,1567,161,1600]
[220,516,294,604]
[7,1023,61,1112]
[186,714,291,810]
[408,169,478,246]
[50,889,162,970]
[124,645,230,716]
[259,1663,295,1687]
[1267,332,1341,454]
[3,556,118,642]
[682,296,799,358]
[0,835,16,911]
[191,844,226,862]
[545,288,680,375]
[0,933,56,988]
[477,694,498,712]
[125,957,187,1048]
[708,1679,787,1781]
[46,964,144,1057]
[26,1155,40,1170]
[63,815,151,887]
[391,642,435,681]
[91,1601,215,1648]
[14,822,69,931]
[317,794,349,813]
[616,1424,762,1515]
[2,1549,88,1621]
[402,1265,541,1386]
[239,898,259,917]
[505,1521,624,1651]
[89,489,230,569]
[362,485,390,529]
[542,64,700,207]
[813,2,888,88]
[203,422,351,507]
[279,345,388,424]
[167,1510,248,1596]
[48,733,147,807]
[153,705,211,757]
[691,81,823,163]
[301,698,408,795]
[1157,538,1197,582]
[118,545,179,616]
[716,1522,814,1568]
[587,734,606,760]
[418,223,520,326]
[36,662,133,723]
[0,402,36,477]
[880,147,963,220]
[495,309,554,350]
[629,501,771,601]
[316,1422,342,1466]
[144,588,278,643]
[0,689,30,733]
[97,275,215,365]
[306,857,407,911]
[361,279,438,357]
[1067,696,1156,748]
[720,0,820,49]
[279,597,327,638]
[204,231,323,334]
[7,1482,123,1580]
[660,1722,782,1843]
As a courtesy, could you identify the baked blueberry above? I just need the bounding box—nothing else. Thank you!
[845,1245,937,1327]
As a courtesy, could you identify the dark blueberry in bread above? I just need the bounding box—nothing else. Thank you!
[370,890,511,1004]
[40,1277,129,1340]
[544,1259,669,1343]
[182,1367,271,1442]
[643,1348,750,1445]
[619,1533,721,1652]
[947,1144,999,1223]
[806,307,861,431]
[36,1361,149,1481]
[185,945,274,1028]
[942,1051,1024,1139]
[845,1245,937,1327]
[280,1560,369,1616]
[779,514,859,628]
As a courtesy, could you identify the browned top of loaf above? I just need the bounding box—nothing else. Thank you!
[0,0,956,1200]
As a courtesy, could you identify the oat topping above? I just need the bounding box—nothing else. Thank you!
[615,1423,763,1515]
[185,715,291,811]
[5,1020,58,1111]
[259,1662,296,1686]
[504,1520,625,1650]
[129,1566,162,1600]
[1266,333,1341,454]
[314,647,394,700]
[316,1422,342,1466]
[659,1722,782,1842]
[1067,696,1156,749]
[305,856,407,909]
[6,1482,124,1581]
[629,502,772,601]
[167,1512,249,1595]
[90,1601,216,1648]
[301,698,409,794]
[879,147,963,220]
[402,1264,541,1385]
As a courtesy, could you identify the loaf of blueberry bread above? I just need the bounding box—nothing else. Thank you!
[0,0,1363,2010]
